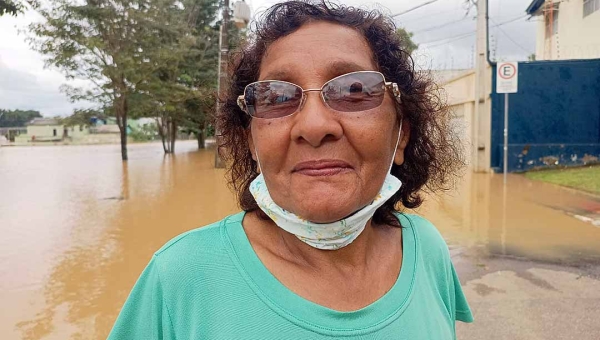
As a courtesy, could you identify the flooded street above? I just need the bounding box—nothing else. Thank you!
[1,142,600,339]
[0,142,239,339]
[419,171,600,265]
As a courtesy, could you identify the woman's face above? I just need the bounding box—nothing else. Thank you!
[248,21,409,223]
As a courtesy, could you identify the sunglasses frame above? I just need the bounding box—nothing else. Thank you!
[237,71,402,119]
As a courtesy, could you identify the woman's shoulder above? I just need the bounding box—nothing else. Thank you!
[152,212,244,267]
[396,213,452,263]
[397,213,447,246]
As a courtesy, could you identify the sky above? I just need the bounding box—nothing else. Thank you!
[0,0,538,117]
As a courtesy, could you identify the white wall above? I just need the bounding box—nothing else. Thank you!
[436,70,478,167]
[535,0,600,60]
[27,125,64,139]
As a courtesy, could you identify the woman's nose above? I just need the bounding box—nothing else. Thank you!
[290,91,344,147]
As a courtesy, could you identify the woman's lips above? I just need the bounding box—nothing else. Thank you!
[292,160,353,176]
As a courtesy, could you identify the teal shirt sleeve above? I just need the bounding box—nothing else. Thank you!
[108,255,176,340]
[451,262,474,323]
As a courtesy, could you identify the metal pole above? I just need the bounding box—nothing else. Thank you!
[215,0,229,168]
[503,93,509,183]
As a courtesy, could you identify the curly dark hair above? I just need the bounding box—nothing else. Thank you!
[217,0,464,227]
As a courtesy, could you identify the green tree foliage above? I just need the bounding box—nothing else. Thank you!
[0,0,23,16]
[61,108,105,127]
[133,0,242,153]
[0,0,40,16]
[28,0,190,160]
[29,0,240,157]
[396,27,418,55]
[0,109,42,127]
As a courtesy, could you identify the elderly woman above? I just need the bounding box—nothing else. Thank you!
[109,1,472,339]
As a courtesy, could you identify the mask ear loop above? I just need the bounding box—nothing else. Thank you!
[254,148,262,174]
[388,120,403,174]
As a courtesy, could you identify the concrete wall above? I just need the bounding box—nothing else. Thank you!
[439,70,476,164]
[67,125,90,140]
[491,59,600,172]
[27,125,64,141]
[17,124,91,144]
[437,67,493,173]
[535,0,600,60]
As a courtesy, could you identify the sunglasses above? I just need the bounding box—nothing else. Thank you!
[237,71,402,119]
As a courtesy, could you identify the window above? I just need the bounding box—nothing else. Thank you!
[53,129,57,136]
[584,0,600,17]
[79,125,83,132]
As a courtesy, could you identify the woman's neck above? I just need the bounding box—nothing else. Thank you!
[245,211,399,274]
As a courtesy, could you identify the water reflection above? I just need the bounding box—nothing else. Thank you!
[418,170,600,265]
[1,142,238,339]
[1,143,599,339]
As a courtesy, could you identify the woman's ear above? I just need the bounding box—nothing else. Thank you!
[394,119,410,166]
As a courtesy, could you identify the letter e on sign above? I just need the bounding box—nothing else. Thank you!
[496,62,518,93]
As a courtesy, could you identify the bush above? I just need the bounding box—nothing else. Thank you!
[130,124,158,142]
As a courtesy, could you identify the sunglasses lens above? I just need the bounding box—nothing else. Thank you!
[323,72,386,112]
[245,81,303,119]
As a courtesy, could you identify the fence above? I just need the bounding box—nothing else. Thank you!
[490,59,600,172]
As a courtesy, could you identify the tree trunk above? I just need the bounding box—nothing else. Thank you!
[170,120,176,153]
[115,96,128,161]
[157,116,169,154]
[197,130,205,149]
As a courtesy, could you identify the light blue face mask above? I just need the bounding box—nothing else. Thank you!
[249,126,402,251]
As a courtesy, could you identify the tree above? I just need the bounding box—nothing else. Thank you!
[0,109,42,127]
[395,27,418,55]
[178,10,243,150]
[0,0,23,16]
[0,0,21,16]
[135,0,241,153]
[28,0,180,160]
[61,108,105,127]
[0,0,40,16]
[181,89,215,149]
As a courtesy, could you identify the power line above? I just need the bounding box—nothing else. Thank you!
[399,7,463,24]
[412,16,474,35]
[418,14,528,46]
[490,18,533,54]
[391,0,441,18]
[424,31,475,48]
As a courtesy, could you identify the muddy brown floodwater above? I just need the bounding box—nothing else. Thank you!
[1,142,599,339]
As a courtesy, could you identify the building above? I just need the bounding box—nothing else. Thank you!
[527,0,600,60]
[19,118,65,143]
[14,117,90,144]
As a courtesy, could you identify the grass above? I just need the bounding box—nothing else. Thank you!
[524,165,600,195]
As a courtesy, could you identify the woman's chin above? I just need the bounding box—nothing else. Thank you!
[291,203,359,224]
[270,178,369,223]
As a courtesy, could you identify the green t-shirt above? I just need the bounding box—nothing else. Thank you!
[108,212,473,339]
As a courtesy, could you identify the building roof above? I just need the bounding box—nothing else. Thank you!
[28,118,61,126]
[526,0,545,15]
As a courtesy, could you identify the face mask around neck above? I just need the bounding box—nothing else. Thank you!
[249,124,403,250]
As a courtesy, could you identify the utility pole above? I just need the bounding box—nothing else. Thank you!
[473,0,491,172]
[215,0,230,168]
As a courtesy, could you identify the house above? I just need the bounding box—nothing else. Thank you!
[14,117,90,144]
[21,118,65,142]
[527,0,600,60]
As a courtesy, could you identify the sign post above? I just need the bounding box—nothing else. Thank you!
[496,61,518,183]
